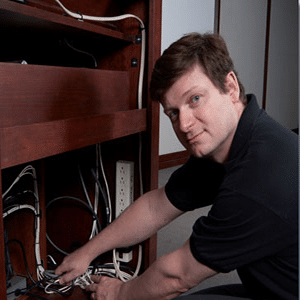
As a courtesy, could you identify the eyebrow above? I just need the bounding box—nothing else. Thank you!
[181,86,199,98]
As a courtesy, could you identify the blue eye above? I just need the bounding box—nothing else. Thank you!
[170,110,178,118]
[192,95,200,103]
[167,110,178,121]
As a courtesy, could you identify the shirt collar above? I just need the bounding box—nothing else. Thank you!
[227,94,262,162]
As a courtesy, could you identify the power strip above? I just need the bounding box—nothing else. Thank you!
[115,160,134,262]
[115,160,134,218]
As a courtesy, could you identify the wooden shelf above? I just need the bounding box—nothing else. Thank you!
[0,0,134,42]
[0,63,133,127]
[1,109,147,169]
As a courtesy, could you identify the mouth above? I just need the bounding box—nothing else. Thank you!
[187,131,203,145]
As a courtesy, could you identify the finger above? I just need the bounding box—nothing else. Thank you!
[55,263,72,278]
[59,271,78,285]
[90,275,102,283]
[85,283,98,293]
[54,264,65,275]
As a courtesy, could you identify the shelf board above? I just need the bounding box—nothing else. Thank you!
[0,63,132,127]
[1,109,147,169]
[0,0,134,42]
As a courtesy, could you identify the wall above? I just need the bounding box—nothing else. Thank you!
[159,0,215,155]
[265,0,298,129]
[219,0,268,108]
[220,0,298,129]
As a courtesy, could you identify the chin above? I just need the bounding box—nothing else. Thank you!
[188,147,205,158]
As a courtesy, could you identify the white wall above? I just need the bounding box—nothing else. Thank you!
[218,0,298,129]
[159,0,215,155]
[219,0,268,108]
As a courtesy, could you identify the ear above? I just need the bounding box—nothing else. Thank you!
[225,71,240,103]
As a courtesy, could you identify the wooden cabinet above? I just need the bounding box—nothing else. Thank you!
[0,0,161,299]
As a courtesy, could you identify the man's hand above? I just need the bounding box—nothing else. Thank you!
[86,276,124,300]
[55,247,91,284]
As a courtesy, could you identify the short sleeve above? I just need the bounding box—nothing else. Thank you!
[165,156,225,211]
[189,191,298,273]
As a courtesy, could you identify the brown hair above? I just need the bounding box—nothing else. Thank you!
[150,32,246,103]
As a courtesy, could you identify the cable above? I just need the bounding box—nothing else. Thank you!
[112,244,142,282]
[3,204,44,277]
[53,0,145,111]
[2,165,37,200]
[53,0,144,28]
[91,168,110,226]
[7,271,74,298]
[4,190,37,207]
[78,164,99,239]
[51,1,146,283]
[2,165,45,282]
[4,229,14,285]
[97,144,112,224]
[7,239,36,284]
[52,1,146,195]
[64,38,98,68]
[45,196,102,256]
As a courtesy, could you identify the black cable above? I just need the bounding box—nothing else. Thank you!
[7,271,74,299]
[17,291,49,300]
[4,229,14,285]
[95,263,135,275]
[3,190,36,207]
[7,239,36,284]
[64,38,97,68]
[46,196,102,256]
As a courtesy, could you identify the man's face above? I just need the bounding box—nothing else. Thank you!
[163,64,244,163]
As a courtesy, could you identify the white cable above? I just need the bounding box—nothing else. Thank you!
[52,0,146,196]
[3,204,36,219]
[53,0,145,110]
[3,203,45,279]
[53,0,145,281]
[112,244,142,282]
[2,165,44,279]
[78,165,99,239]
[98,144,112,224]
[54,0,144,26]
[2,165,36,199]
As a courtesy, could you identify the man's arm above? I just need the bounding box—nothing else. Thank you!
[87,239,218,300]
[55,187,183,283]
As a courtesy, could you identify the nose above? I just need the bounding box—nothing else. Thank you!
[179,108,194,133]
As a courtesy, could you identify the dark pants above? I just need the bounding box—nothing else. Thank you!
[173,284,252,300]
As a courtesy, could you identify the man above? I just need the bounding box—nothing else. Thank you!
[55,33,298,300]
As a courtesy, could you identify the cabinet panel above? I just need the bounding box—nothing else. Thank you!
[1,109,147,169]
[0,1,162,299]
[0,64,130,127]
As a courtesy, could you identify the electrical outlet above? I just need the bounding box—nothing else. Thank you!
[115,160,134,218]
[115,160,134,263]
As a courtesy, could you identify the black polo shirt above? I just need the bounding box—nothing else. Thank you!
[165,95,298,300]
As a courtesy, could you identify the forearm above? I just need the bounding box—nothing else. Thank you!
[118,241,217,300]
[120,258,186,300]
[77,187,182,262]
[56,187,183,283]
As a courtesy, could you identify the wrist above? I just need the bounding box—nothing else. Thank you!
[118,280,133,300]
